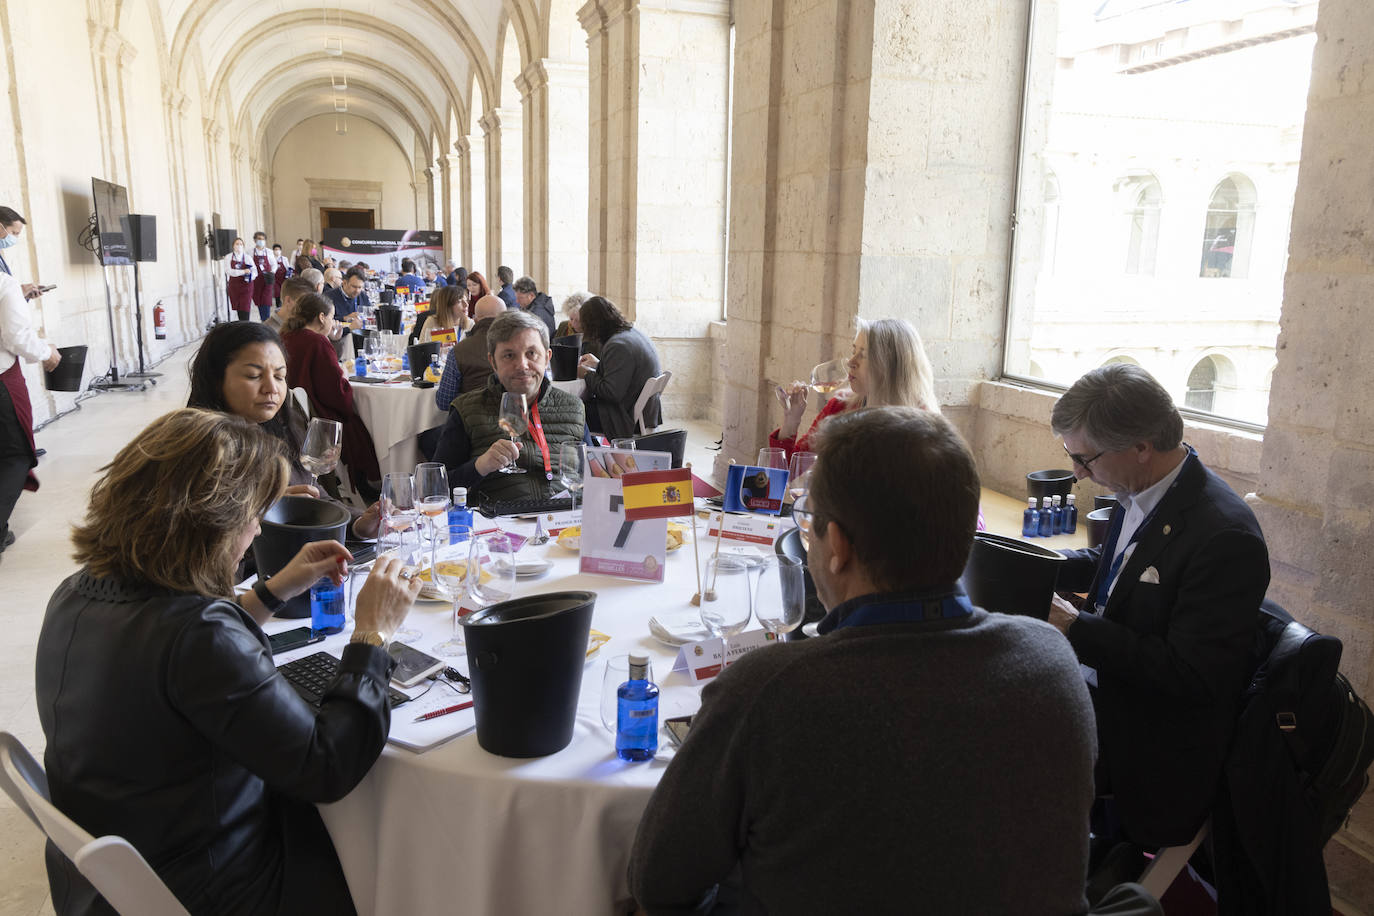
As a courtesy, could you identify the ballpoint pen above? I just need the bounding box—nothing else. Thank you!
[414,701,474,723]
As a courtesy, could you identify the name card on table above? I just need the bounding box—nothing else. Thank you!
[540,509,582,534]
[579,447,674,581]
[705,512,785,547]
[672,630,778,683]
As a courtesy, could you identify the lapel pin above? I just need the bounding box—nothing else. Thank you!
[1163,524,1172,535]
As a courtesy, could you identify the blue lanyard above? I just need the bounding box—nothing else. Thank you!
[834,591,975,630]
[1093,448,1194,609]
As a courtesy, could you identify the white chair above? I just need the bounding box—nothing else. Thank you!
[1138,817,1210,899]
[0,732,190,916]
[290,386,311,420]
[632,370,672,435]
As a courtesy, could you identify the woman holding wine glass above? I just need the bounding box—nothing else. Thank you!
[187,321,381,541]
[282,293,383,499]
[769,317,940,460]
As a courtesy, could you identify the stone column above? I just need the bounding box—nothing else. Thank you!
[411,179,425,228]
[479,110,502,273]
[1249,0,1374,900]
[519,58,591,298]
[578,0,610,293]
[467,131,488,274]
[440,153,458,258]
[455,137,474,267]
[479,108,523,275]
[423,166,437,229]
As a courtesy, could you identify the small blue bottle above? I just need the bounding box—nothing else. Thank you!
[448,487,473,542]
[354,353,367,378]
[401,350,410,372]
[1049,495,1063,535]
[310,578,346,636]
[1022,498,1040,538]
[616,655,659,762]
[1064,494,1078,535]
[1037,497,1053,537]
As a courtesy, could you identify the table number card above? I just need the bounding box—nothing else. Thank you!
[672,630,777,683]
[705,512,785,547]
[579,447,674,581]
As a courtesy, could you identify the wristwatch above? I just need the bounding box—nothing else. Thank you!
[252,578,285,613]
[350,629,388,647]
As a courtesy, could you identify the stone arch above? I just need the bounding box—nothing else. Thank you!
[496,14,524,110]
[545,0,591,63]
[259,84,420,182]
[503,0,541,68]
[1114,170,1162,276]
[1184,351,1239,414]
[1100,353,1141,367]
[1199,173,1258,280]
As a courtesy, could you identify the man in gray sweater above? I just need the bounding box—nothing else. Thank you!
[629,408,1125,915]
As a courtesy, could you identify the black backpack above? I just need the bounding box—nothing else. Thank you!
[1253,600,1374,842]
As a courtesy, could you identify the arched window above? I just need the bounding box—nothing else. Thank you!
[1042,173,1061,275]
[1200,175,1256,279]
[1185,357,1218,411]
[1123,176,1161,275]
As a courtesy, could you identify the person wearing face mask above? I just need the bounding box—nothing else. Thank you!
[1,269,61,552]
[0,206,44,301]
[225,238,256,321]
[770,317,941,460]
[271,243,289,309]
[250,233,275,321]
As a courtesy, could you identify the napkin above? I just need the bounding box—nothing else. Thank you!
[649,612,712,647]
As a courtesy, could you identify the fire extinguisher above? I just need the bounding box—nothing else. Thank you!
[153,301,167,340]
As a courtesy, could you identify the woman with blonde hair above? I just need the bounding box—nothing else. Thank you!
[771,317,940,458]
[36,408,420,915]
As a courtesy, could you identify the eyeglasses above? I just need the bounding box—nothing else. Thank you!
[792,493,816,549]
[1062,444,1107,473]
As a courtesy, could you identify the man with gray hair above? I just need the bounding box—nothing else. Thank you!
[433,309,588,501]
[513,276,555,339]
[1049,363,1268,861]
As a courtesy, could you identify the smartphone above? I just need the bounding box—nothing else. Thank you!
[268,626,325,655]
[347,542,377,565]
[387,641,446,688]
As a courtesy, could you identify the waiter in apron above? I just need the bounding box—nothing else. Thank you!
[225,238,255,321]
[271,243,289,309]
[0,272,60,553]
[250,232,275,321]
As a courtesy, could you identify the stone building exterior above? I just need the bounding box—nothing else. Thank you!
[1,0,1373,906]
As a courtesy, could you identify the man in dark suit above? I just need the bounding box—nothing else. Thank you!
[1049,363,1269,854]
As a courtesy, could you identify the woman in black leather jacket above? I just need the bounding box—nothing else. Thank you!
[35,408,421,915]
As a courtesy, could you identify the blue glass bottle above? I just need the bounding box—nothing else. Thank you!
[310,577,346,635]
[1022,498,1040,538]
[448,487,473,542]
[1037,497,1053,537]
[1049,495,1063,535]
[1064,494,1078,534]
[616,655,659,762]
[354,354,367,378]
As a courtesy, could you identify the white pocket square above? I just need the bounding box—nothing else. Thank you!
[1139,566,1160,584]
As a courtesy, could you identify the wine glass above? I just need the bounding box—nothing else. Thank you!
[380,472,417,553]
[497,392,529,475]
[754,555,805,643]
[467,532,516,607]
[809,358,847,395]
[756,447,787,470]
[558,442,585,513]
[363,335,380,373]
[431,526,473,657]
[414,462,450,576]
[700,556,753,668]
[786,451,817,503]
[301,418,342,488]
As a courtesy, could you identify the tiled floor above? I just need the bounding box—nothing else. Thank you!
[0,343,722,915]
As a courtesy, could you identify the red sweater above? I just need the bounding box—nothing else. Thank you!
[768,395,850,459]
[282,328,380,483]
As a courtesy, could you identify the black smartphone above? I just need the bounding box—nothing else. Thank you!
[665,715,695,747]
[269,626,325,655]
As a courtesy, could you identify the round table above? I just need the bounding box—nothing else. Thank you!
[350,380,448,477]
[265,515,736,916]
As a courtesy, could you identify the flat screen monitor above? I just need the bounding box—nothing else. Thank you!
[91,177,132,266]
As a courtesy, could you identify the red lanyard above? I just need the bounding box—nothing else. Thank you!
[528,401,553,480]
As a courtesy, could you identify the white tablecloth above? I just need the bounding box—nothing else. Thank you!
[266,518,727,915]
[350,381,448,476]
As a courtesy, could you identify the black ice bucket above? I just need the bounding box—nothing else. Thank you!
[463,591,596,758]
[960,531,1067,621]
[251,496,351,618]
[408,342,440,380]
[1027,469,1076,504]
[375,305,402,333]
[44,346,88,392]
[550,339,581,381]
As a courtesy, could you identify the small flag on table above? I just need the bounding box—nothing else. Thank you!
[621,467,695,520]
[431,328,457,345]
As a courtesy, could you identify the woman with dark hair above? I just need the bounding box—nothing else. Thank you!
[576,295,663,440]
[462,270,490,319]
[408,284,472,347]
[282,293,382,496]
[36,407,421,916]
[187,321,380,537]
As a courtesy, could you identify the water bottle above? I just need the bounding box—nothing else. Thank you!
[616,655,659,762]
[401,350,410,372]
[424,353,442,383]
[1050,494,1063,535]
[1037,497,1053,537]
[310,577,346,635]
[448,487,473,542]
[1022,498,1040,538]
[1065,494,1078,535]
[354,353,367,378]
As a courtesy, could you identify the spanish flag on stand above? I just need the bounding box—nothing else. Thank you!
[621,468,695,520]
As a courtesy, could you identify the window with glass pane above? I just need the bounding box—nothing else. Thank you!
[1006,0,1317,426]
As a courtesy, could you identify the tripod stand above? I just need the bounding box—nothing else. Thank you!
[88,263,145,392]
[124,261,160,382]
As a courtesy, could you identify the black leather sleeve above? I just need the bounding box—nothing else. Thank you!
[165,602,394,804]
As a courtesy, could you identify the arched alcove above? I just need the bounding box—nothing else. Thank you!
[1115,172,1162,276]
[1199,174,1257,279]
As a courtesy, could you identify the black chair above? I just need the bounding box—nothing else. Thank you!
[631,428,687,468]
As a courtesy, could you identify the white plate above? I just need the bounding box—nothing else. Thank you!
[495,559,554,579]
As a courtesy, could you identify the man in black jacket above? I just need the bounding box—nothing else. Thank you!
[513,276,556,339]
[1049,364,1270,851]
